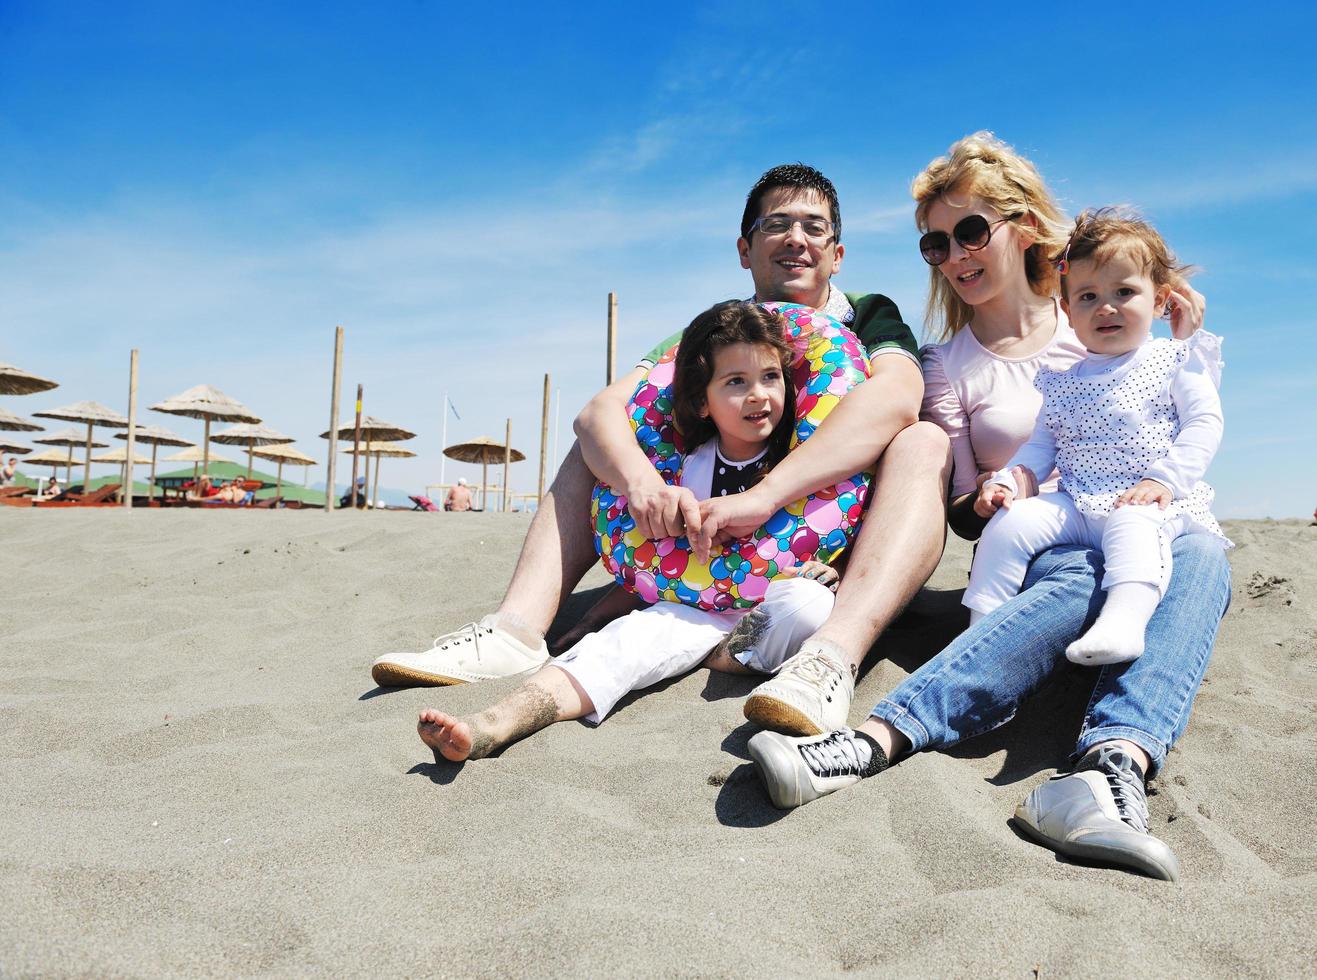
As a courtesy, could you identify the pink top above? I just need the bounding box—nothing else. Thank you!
[920,302,1087,497]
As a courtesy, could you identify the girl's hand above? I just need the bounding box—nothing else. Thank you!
[1115,479,1173,509]
[781,560,840,592]
[1165,285,1206,340]
[974,482,1015,518]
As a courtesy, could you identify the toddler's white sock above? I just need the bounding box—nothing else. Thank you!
[1065,582,1160,666]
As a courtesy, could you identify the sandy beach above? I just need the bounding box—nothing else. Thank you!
[1,509,1313,977]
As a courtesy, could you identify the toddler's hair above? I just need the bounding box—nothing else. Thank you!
[913,131,1071,341]
[671,301,797,468]
[1058,207,1195,301]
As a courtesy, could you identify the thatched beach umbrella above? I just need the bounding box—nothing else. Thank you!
[25,447,80,490]
[210,422,293,478]
[251,443,316,497]
[93,445,153,492]
[30,401,127,491]
[0,406,44,433]
[0,362,59,396]
[151,385,260,479]
[115,424,191,502]
[161,445,236,486]
[33,426,109,483]
[443,436,525,512]
[0,442,31,455]
[321,416,416,509]
[341,440,416,508]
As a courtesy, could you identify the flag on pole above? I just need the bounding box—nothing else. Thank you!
[447,397,461,421]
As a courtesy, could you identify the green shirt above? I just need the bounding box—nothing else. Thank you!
[636,291,918,369]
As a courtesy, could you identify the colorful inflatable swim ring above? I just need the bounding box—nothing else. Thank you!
[591,303,872,612]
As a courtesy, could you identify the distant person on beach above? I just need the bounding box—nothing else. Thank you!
[418,302,842,761]
[445,478,473,512]
[340,475,366,509]
[375,164,947,737]
[1,457,16,485]
[45,475,62,497]
[748,134,1230,882]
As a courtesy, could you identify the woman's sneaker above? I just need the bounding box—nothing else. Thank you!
[743,645,853,735]
[748,727,888,809]
[371,616,549,687]
[1013,746,1181,881]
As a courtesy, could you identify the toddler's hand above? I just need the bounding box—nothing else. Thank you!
[974,482,1015,518]
[781,560,839,592]
[1165,285,1206,340]
[1116,479,1172,509]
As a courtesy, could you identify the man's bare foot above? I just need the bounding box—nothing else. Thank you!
[418,709,488,762]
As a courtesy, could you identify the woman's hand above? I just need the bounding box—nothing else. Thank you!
[1166,285,1206,340]
[781,560,839,592]
[1115,479,1172,509]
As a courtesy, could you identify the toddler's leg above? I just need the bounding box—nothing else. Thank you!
[1065,506,1188,666]
[418,664,592,762]
[963,495,1087,621]
[705,576,836,675]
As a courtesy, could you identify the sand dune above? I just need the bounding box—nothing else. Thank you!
[1,510,1313,976]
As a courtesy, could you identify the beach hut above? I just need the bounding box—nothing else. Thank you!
[33,426,109,483]
[0,362,58,396]
[250,443,316,497]
[30,401,128,492]
[115,424,192,502]
[443,436,525,512]
[151,385,260,479]
[320,416,416,509]
[210,422,294,478]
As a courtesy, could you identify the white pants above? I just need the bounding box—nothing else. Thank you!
[553,577,835,723]
[964,494,1192,617]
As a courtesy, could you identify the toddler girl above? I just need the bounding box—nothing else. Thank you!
[418,300,841,762]
[963,208,1230,665]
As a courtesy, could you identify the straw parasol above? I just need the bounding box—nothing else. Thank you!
[30,401,127,491]
[321,416,416,509]
[251,443,316,497]
[341,440,416,508]
[0,442,31,455]
[0,362,59,396]
[0,406,44,433]
[210,422,294,478]
[443,436,525,512]
[33,426,109,482]
[151,385,260,478]
[161,445,236,485]
[115,424,192,502]
[93,445,152,491]
[24,447,79,490]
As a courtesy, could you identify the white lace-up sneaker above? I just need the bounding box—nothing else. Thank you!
[1013,746,1181,881]
[371,616,549,687]
[748,727,886,809]
[743,646,853,735]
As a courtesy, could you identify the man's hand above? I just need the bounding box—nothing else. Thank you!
[1115,479,1172,509]
[626,482,703,540]
[692,488,775,564]
[779,559,839,592]
[974,481,1015,518]
[1165,285,1206,340]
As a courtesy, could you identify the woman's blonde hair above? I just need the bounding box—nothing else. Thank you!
[913,132,1071,341]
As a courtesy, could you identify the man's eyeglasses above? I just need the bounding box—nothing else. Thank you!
[919,213,1021,266]
[748,215,835,241]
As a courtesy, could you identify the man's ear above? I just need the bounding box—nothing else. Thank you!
[830,241,845,275]
[737,237,752,270]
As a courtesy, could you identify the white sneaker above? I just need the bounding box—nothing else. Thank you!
[743,647,853,736]
[748,728,884,809]
[371,616,549,687]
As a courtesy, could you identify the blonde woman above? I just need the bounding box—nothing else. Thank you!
[749,134,1231,883]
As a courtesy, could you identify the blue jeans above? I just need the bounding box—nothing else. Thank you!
[871,533,1231,776]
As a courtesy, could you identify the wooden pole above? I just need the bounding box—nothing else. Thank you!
[480,458,488,511]
[83,421,93,494]
[246,442,254,478]
[606,291,617,385]
[325,325,344,512]
[538,373,550,503]
[202,417,212,480]
[123,348,138,509]
[502,418,512,513]
[352,383,363,508]
[373,453,382,510]
[149,441,159,503]
[276,459,284,497]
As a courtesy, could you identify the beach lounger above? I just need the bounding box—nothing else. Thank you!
[33,484,121,507]
[409,495,441,512]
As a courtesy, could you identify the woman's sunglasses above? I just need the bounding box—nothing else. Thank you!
[919,213,1021,266]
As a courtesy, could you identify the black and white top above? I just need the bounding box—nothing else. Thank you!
[680,440,768,501]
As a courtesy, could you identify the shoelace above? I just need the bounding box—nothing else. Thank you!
[1096,747,1150,834]
[799,728,871,779]
[431,623,492,659]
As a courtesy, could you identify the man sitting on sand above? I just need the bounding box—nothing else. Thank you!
[375,163,951,741]
[445,478,473,512]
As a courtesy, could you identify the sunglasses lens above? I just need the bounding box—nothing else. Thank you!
[919,231,950,266]
[955,214,994,250]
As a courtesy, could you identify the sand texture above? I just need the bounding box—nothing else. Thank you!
[1,510,1314,977]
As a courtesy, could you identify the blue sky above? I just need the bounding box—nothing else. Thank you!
[2,1,1314,515]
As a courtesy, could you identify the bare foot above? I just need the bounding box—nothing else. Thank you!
[417,709,476,762]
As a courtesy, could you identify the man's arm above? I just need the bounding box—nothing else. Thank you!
[693,354,923,558]
[573,366,702,540]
